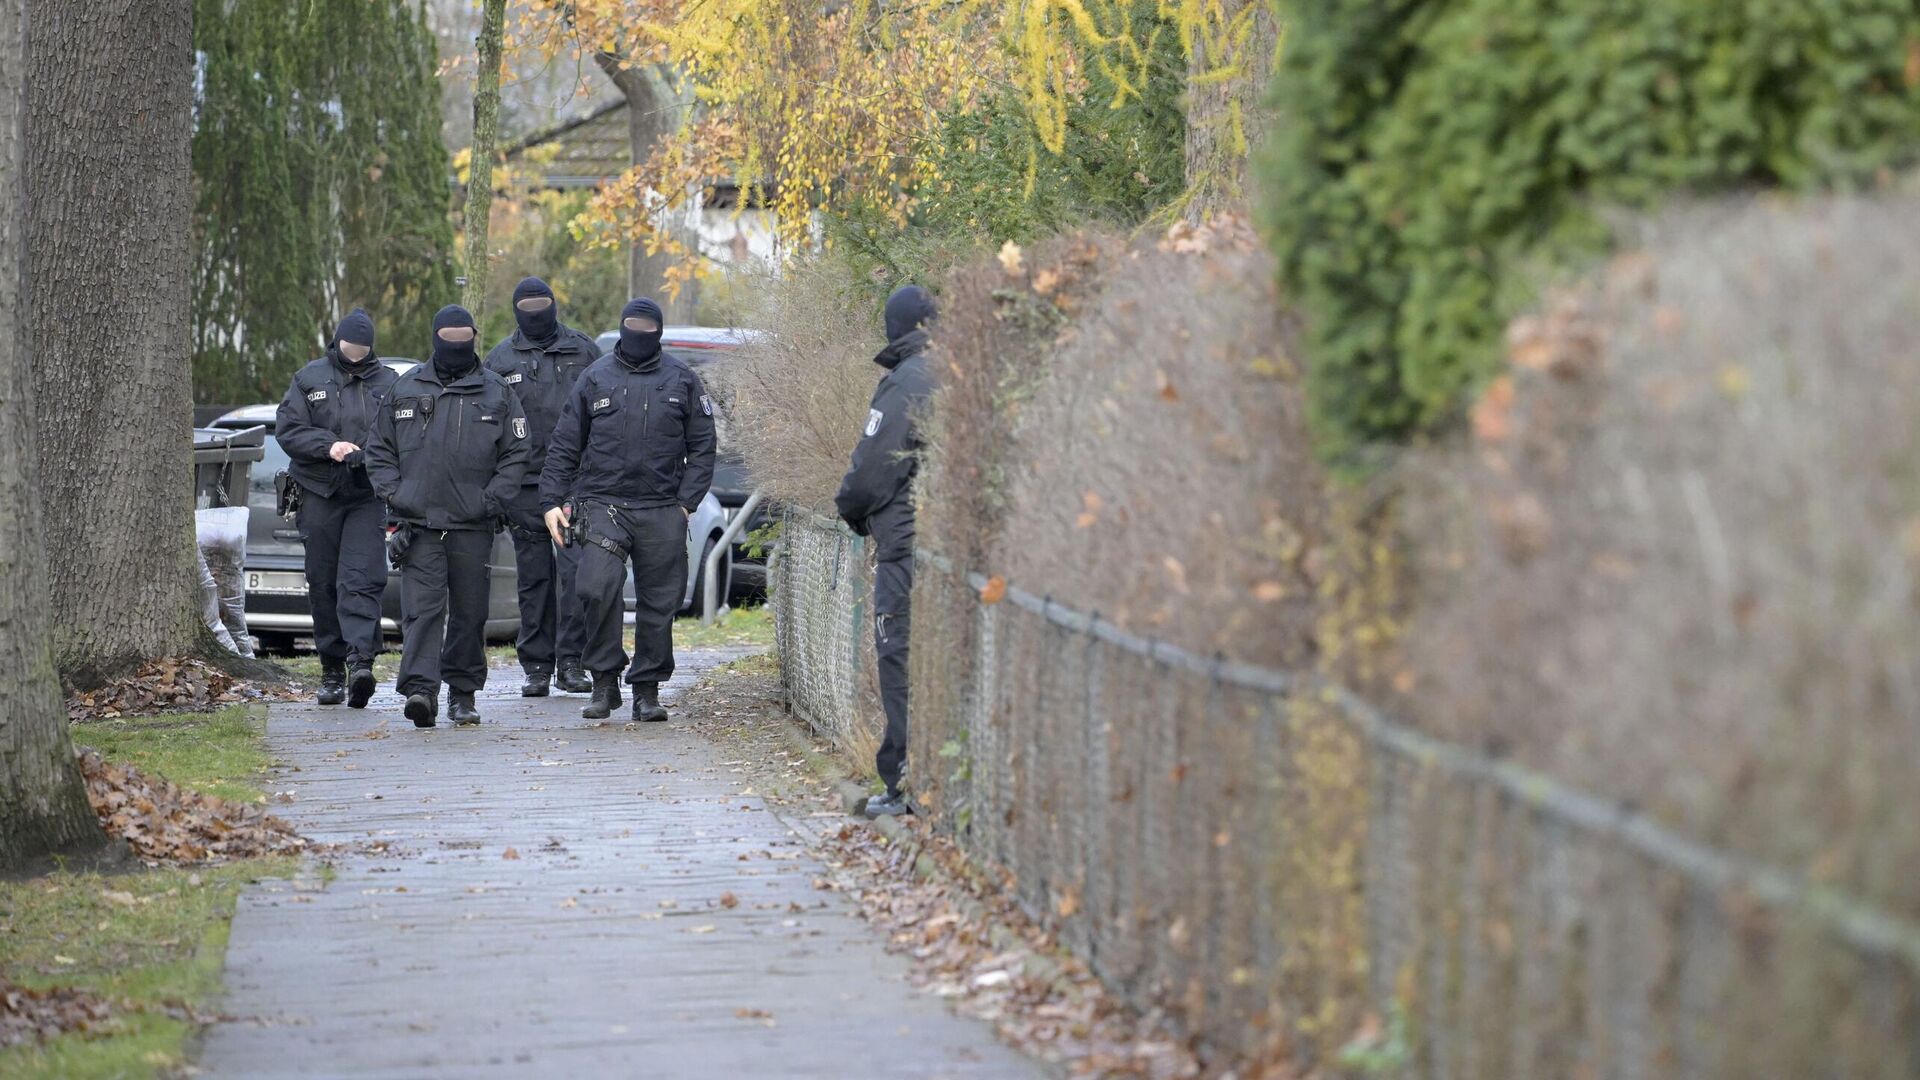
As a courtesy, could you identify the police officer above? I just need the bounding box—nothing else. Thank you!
[364,305,531,728]
[274,308,396,710]
[541,297,715,723]
[484,277,602,698]
[835,285,937,818]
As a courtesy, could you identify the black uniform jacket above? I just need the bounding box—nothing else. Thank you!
[275,353,399,499]
[364,363,531,531]
[836,346,935,563]
[483,326,600,482]
[539,351,717,515]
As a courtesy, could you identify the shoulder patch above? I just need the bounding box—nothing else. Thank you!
[865,408,884,437]
[306,389,327,402]
[512,417,528,439]
[701,394,713,416]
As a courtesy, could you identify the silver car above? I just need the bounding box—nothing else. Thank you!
[212,360,731,655]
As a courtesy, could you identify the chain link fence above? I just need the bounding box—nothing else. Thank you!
[772,510,1920,1076]
[769,508,882,765]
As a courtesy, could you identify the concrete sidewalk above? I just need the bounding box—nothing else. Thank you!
[197,649,1042,1079]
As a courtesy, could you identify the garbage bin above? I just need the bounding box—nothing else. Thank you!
[192,425,264,509]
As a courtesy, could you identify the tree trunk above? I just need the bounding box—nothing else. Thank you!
[461,0,507,317]
[1183,1,1281,222]
[0,0,105,871]
[25,0,200,689]
[594,54,695,323]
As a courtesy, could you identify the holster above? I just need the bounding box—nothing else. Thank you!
[274,470,302,518]
[567,503,629,560]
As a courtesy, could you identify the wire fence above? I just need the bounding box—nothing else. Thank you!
[771,508,1920,1076]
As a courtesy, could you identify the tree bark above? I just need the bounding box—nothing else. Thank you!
[461,0,507,317]
[593,53,695,323]
[1183,1,1280,222]
[25,0,201,689]
[1,0,105,871]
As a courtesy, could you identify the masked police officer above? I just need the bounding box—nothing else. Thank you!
[485,277,602,698]
[835,285,938,817]
[275,308,396,710]
[541,297,715,723]
[364,305,531,728]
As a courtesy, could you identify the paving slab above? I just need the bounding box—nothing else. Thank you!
[197,649,1043,1079]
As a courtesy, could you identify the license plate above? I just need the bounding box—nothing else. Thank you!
[246,570,307,595]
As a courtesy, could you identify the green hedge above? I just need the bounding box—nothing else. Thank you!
[1259,0,1920,460]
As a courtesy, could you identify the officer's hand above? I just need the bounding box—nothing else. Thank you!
[328,441,360,462]
[545,506,570,547]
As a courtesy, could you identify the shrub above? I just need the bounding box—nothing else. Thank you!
[1401,195,1920,918]
[1258,0,1920,461]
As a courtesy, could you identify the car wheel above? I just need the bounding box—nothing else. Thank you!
[686,539,731,616]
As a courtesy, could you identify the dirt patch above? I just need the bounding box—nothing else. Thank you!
[66,657,298,725]
[77,749,306,866]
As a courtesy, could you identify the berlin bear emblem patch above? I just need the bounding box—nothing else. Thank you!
[512,417,527,439]
[701,394,713,416]
[865,409,883,437]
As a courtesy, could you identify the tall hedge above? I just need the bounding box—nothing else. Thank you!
[1259,0,1920,459]
[192,0,454,404]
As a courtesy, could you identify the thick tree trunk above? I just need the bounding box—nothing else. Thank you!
[461,0,507,317]
[0,0,105,870]
[1183,1,1281,222]
[25,0,200,689]
[594,54,695,323]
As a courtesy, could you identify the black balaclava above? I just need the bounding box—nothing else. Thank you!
[512,276,561,349]
[430,304,480,383]
[877,285,936,370]
[614,297,665,371]
[330,307,378,375]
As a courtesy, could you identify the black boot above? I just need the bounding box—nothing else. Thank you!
[347,663,376,709]
[449,691,481,726]
[404,691,437,728]
[631,681,668,723]
[555,662,592,694]
[864,788,912,818]
[581,673,622,720]
[316,661,347,706]
[521,671,550,698]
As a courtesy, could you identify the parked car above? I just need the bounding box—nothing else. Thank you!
[596,326,773,597]
[212,359,731,655]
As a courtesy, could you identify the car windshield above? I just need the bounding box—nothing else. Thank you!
[250,435,289,506]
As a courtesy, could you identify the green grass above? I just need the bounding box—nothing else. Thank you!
[69,707,272,804]
[0,705,295,1076]
[0,859,299,1079]
[670,605,774,650]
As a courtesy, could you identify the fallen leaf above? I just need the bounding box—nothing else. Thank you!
[719,892,739,909]
[978,576,1007,605]
[502,847,521,861]
[997,241,1024,276]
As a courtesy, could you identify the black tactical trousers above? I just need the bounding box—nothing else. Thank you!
[395,528,493,698]
[574,503,685,685]
[874,556,912,792]
[505,485,583,676]
[298,489,387,667]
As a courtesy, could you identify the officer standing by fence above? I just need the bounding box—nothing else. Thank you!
[485,277,602,698]
[541,297,715,724]
[364,305,530,728]
[836,285,937,818]
[274,308,396,710]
